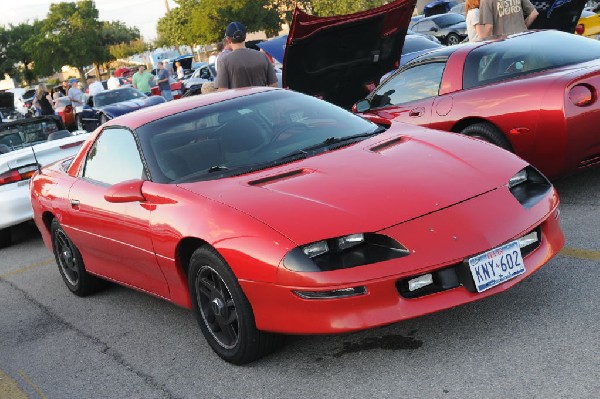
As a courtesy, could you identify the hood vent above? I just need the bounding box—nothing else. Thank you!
[369,136,407,153]
[248,169,311,186]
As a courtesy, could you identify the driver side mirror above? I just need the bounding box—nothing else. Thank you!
[429,27,438,32]
[104,179,146,203]
[354,99,371,113]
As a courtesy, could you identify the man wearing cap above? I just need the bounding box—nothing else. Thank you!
[216,21,278,91]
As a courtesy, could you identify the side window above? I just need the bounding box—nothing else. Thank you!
[83,128,145,185]
[370,62,446,108]
[414,20,435,33]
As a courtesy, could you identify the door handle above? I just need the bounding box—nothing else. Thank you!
[409,108,424,117]
[70,199,80,208]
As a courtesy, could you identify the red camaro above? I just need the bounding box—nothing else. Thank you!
[353,30,600,179]
[30,88,564,364]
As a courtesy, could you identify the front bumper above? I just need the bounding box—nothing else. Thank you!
[242,187,564,334]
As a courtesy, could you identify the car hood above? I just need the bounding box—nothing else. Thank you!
[0,92,14,109]
[179,124,527,244]
[283,0,417,109]
[100,97,164,117]
[530,0,587,33]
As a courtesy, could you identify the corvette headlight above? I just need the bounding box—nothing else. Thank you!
[285,233,409,272]
[508,166,552,208]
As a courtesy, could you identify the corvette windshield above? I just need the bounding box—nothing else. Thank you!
[137,90,382,183]
[94,88,146,107]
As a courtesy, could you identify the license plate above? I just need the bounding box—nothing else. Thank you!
[468,240,525,292]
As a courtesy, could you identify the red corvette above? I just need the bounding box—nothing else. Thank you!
[353,30,600,179]
[31,88,564,364]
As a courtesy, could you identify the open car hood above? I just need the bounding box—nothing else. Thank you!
[530,0,587,33]
[283,0,417,109]
[0,92,14,109]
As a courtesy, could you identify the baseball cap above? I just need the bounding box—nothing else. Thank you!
[68,78,78,84]
[225,21,246,41]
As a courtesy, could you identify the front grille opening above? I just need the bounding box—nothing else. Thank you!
[397,226,543,298]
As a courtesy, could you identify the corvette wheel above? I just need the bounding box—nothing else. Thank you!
[189,247,284,364]
[0,227,11,248]
[51,219,105,297]
[446,33,461,45]
[461,122,512,151]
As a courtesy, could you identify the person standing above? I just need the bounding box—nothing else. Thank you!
[132,65,153,95]
[33,83,54,116]
[215,22,278,91]
[465,0,484,42]
[479,0,539,40]
[175,61,185,80]
[156,61,173,101]
[107,70,121,90]
[67,78,84,114]
[87,76,104,97]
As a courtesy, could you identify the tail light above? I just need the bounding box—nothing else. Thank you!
[575,24,584,35]
[569,84,595,107]
[0,163,39,186]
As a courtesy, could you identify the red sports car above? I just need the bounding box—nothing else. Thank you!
[30,88,564,364]
[353,30,600,179]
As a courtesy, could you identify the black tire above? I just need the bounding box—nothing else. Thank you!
[99,114,108,126]
[446,33,461,45]
[50,219,105,296]
[188,247,284,364]
[461,122,512,151]
[0,227,11,248]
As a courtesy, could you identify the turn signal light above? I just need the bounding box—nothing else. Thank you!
[569,84,595,107]
[575,24,585,35]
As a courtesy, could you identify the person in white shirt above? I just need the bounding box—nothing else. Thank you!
[107,70,121,90]
[465,0,484,42]
[87,76,104,97]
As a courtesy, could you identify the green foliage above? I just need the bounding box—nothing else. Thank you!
[109,39,147,60]
[156,5,195,47]
[0,22,39,84]
[311,0,388,16]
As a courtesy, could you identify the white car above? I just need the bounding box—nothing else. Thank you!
[0,115,90,247]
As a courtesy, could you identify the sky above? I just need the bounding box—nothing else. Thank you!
[0,0,177,41]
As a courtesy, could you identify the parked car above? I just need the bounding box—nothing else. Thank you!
[409,13,467,45]
[354,29,600,179]
[575,9,600,38]
[181,62,216,94]
[1,115,89,247]
[449,2,465,14]
[150,77,184,99]
[0,92,23,122]
[423,0,459,16]
[30,87,563,364]
[78,87,166,132]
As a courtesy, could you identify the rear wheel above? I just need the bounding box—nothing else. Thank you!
[0,227,11,248]
[188,246,284,364]
[461,122,512,151]
[51,219,105,296]
[446,33,461,45]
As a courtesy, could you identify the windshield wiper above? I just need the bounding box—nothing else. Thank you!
[207,165,229,173]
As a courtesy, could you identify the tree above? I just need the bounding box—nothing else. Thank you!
[108,39,147,60]
[156,3,196,47]
[310,0,387,17]
[0,23,39,86]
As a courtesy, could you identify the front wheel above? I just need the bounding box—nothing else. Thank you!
[446,33,461,45]
[461,122,512,151]
[188,247,284,364]
[51,219,105,296]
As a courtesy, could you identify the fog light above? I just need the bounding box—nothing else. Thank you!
[518,231,539,248]
[293,286,367,299]
[408,274,433,292]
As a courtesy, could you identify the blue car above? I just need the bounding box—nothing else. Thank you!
[78,87,166,132]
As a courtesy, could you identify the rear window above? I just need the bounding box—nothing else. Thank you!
[463,31,600,90]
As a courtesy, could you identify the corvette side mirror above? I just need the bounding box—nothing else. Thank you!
[354,99,371,113]
[104,179,146,203]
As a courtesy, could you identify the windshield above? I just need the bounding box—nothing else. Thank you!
[137,90,382,183]
[0,118,62,150]
[434,13,464,28]
[94,88,146,107]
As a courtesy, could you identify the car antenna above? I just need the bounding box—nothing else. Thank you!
[31,146,43,174]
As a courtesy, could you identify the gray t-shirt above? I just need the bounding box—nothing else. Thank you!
[157,68,170,91]
[215,48,277,89]
[480,0,536,38]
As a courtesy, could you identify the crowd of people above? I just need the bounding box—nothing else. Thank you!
[465,0,539,42]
